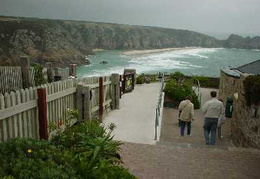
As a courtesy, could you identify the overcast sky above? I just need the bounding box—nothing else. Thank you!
[1,0,259,38]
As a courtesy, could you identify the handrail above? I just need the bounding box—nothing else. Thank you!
[155,74,164,140]
[192,76,202,106]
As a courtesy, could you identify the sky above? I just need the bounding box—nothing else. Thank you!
[1,0,259,39]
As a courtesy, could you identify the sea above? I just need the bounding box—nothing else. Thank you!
[77,48,260,78]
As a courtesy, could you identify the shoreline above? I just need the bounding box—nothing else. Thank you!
[92,48,105,52]
[122,47,200,55]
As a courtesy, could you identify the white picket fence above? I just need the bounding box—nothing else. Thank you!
[0,66,35,94]
[45,79,77,130]
[80,76,113,117]
[55,68,70,80]
[0,79,77,142]
[0,66,71,95]
[0,75,119,142]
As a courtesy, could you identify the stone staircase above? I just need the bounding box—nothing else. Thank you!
[156,140,231,151]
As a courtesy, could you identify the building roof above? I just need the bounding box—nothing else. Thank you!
[236,59,260,75]
[221,66,240,78]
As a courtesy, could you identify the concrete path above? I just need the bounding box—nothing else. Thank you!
[103,83,161,144]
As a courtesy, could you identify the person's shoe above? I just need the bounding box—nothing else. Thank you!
[206,142,210,145]
[188,134,192,136]
[220,136,224,139]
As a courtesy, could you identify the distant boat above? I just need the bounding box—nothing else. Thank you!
[100,61,108,64]
[252,49,260,52]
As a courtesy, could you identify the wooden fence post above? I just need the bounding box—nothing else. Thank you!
[46,62,53,83]
[99,77,104,121]
[69,64,77,78]
[76,84,83,120]
[131,73,135,90]
[20,56,30,89]
[83,85,92,120]
[119,75,122,98]
[122,75,126,94]
[112,74,120,109]
[37,88,48,140]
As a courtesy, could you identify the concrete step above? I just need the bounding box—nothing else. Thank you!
[156,140,231,151]
[156,140,260,154]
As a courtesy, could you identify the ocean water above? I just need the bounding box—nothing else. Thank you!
[77,48,260,77]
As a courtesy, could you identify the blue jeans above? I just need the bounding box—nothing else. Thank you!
[203,117,218,145]
[180,121,191,136]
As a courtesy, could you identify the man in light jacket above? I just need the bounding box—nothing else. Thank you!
[178,96,194,136]
[202,91,224,145]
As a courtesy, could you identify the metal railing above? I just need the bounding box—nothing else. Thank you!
[192,76,202,106]
[155,74,165,140]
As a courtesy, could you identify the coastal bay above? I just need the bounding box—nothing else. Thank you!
[78,47,260,77]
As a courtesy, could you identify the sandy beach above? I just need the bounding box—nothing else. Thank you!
[92,48,105,52]
[122,47,199,55]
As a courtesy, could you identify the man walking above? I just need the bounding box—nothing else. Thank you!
[178,96,194,136]
[202,91,224,145]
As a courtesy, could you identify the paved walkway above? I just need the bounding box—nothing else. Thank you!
[121,142,260,179]
[160,87,234,148]
[104,84,260,179]
[103,83,161,144]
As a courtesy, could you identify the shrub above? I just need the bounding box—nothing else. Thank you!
[170,71,185,83]
[33,64,46,86]
[136,74,145,84]
[164,79,200,109]
[150,75,157,82]
[243,75,260,106]
[0,121,136,179]
[0,138,79,179]
[192,75,219,88]
[51,120,135,178]
[136,74,157,84]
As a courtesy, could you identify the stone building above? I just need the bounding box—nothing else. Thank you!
[219,59,260,149]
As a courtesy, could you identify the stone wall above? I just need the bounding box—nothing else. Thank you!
[231,75,260,148]
[218,69,241,103]
[219,70,260,149]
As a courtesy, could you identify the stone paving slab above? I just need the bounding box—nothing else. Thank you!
[120,142,260,179]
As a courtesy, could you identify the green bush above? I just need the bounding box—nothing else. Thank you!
[193,76,208,85]
[33,64,47,86]
[0,121,136,179]
[51,120,135,178]
[164,79,200,109]
[170,71,185,82]
[0,138,79,179]
[243,75,260,106]
[150,75,157,82]
[136,74,157,84]
[136,74,145,84]
[192,75,219,88]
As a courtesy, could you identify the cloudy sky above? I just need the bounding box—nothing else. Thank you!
[1,0,259,38]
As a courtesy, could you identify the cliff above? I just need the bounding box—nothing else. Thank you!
[3,16,259,67]
[224,34,260,49]
[0,16,223,67]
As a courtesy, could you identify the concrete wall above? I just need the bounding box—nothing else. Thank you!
[219,70,260,149]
